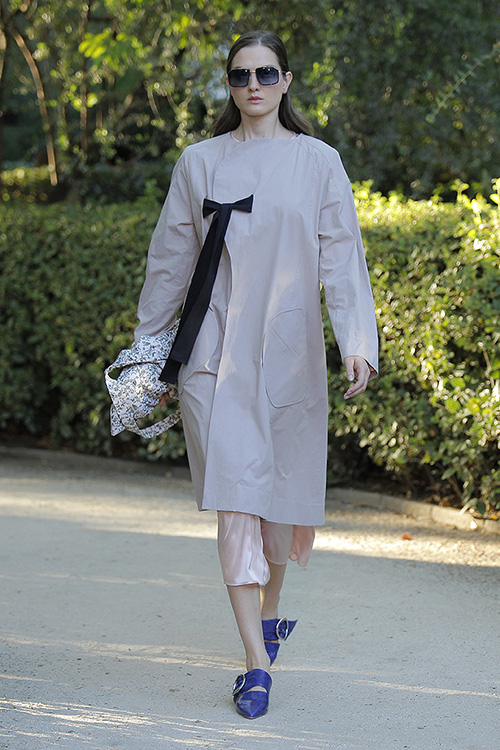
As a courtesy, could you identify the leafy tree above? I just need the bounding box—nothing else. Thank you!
[1,0,499,197]
[306,0,500,195]
[0,11,7,180]
[0,0,61,183]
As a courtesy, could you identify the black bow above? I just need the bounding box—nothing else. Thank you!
[159,195,254,384]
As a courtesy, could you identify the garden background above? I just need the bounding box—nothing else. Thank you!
[1,0,499,516]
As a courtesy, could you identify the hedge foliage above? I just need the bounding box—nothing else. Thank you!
[1,184,499,512]
[326,181,500,514]
[1,161,173,205]
[0,194,186,463]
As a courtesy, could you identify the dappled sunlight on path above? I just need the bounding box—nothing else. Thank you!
[1,448,499,749]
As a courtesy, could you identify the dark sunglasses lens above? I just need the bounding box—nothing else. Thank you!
[228,67,280,87]
[257,67,279,85]
[228,69,249,87]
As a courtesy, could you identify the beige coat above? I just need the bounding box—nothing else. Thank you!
[135,132,378,526]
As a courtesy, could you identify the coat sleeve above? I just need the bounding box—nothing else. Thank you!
[318,150,379,374]
[134,152,200,342]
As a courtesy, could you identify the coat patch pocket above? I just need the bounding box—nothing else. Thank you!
[263,308,307,408]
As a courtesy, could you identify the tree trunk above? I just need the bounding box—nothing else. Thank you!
[0,27,7,183]
[79,1,93,157]
[11,26,58,186]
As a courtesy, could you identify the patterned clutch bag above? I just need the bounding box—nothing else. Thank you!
[104,322,181,438]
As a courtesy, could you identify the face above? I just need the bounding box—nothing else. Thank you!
[226,45,292,122]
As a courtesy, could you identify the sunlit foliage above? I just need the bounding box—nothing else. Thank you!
[0,0,499,196]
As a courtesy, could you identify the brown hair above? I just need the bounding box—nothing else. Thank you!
[212,30,313,137]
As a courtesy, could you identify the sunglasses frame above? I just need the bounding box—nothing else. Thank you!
[227,66,282,88]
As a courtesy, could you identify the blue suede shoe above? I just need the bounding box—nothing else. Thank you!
[262,617,298,665]
[232,668,272,719]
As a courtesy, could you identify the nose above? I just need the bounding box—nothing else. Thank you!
[247,71,260,90]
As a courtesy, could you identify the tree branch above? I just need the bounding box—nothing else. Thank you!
[10,21,58,184]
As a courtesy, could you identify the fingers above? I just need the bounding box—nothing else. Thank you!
[343,356,370,400]
[344,376,369,399]
[158,387,175,406]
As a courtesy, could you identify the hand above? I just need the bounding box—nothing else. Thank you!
[343,356,371,399]
[159,387,175,406]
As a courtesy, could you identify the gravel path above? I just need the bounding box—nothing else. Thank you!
[0,447,499,750]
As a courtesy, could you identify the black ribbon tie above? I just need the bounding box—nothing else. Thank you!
[159,194,254,384]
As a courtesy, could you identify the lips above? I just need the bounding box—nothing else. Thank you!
[247,97,263,102]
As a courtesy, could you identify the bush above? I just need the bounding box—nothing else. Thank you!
[0,166,54,203]
[70,160,174,204]
[0,160,174,204]
[1,183,499,511]
[326,181,500,513]
[0,196,186,461]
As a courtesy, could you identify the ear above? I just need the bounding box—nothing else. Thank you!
[282,70,293,94]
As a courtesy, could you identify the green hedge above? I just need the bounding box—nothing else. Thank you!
[0,161,174,204]
[0,195,186,462]
[325,182,500,514]
[1,184,499,512]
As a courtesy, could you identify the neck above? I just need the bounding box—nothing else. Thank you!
[233,114,292,141]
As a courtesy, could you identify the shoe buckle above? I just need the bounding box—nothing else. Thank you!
[232,673,246,695]
[275,617,289,641]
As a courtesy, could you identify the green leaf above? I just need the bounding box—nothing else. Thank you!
[475,500,487,516]
[444,398,461,413]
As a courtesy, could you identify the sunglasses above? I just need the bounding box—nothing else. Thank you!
[227,66,282,88]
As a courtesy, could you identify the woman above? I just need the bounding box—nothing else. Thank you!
[134,30,378,719]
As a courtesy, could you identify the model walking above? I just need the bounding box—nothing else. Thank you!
[134,30,378,719]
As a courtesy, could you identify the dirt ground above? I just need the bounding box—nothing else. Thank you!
[0,446,499,750]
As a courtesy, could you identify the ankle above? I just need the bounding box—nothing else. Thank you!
[261,611,278,621]
[246,652,271,672]
[261,597,280,621]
